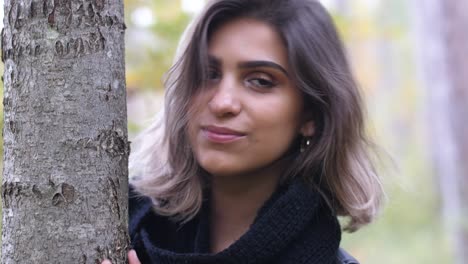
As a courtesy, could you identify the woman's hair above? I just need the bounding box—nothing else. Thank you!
[131,0,383,232]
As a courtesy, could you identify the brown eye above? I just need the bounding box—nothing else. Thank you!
[247,73,277,89]
[206,67,221,81]
[250,78,274,88]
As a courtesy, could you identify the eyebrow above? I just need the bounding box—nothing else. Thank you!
[208,55,289,76]
[239,61,289,76]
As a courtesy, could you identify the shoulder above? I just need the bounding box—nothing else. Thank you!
[336,248,359,264]
[128,185,182,238]
[128,185,157,237]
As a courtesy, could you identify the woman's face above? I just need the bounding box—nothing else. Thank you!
[187,18,314,178]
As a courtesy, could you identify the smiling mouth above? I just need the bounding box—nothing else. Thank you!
[202,126,246,143]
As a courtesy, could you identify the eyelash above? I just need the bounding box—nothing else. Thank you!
[206,68,277,89]
[207,68,221,80]
[247,75,276,89]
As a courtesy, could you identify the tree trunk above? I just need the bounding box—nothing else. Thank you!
[413,0,468,263]
[1,0,129,263]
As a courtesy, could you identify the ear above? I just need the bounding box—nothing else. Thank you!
[300,120,315,137]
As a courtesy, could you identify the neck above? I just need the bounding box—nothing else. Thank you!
[209,161,285,253]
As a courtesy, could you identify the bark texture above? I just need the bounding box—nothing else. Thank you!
[1,0,129,263]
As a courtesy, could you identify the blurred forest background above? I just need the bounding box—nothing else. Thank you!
[1,0,466,263]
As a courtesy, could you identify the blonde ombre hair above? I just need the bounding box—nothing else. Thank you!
[130,0,384,232]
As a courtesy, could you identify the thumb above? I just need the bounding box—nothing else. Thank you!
[128,250,141,264]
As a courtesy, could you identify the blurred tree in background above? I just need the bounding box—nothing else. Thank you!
[413,0,468,263]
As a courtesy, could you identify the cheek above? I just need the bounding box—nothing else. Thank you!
[253,94,303,134]
[255,119,300,154]
[249,102,303,154]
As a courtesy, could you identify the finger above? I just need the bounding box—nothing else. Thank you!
[101,260,112,264]
[128,250,141,264]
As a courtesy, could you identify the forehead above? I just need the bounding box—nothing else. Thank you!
[207,18,289,68]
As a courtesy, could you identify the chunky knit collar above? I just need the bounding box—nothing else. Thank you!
[130,179,341,264]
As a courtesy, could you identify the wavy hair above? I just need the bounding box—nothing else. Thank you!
[130,0,384,231]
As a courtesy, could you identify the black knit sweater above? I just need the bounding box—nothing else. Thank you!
[129,179,342,264]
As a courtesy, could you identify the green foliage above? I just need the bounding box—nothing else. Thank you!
[125,0,192,91]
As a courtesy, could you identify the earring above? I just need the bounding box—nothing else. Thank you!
[300,137,311,153]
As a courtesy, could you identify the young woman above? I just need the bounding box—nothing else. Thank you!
[104,0,383,263]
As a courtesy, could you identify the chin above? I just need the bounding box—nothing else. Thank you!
[200,163,236,177]
[197,159,240,177]
[194,152,231,174]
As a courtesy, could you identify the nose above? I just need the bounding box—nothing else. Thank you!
[208,77,241,118]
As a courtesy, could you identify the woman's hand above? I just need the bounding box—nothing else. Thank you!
[101,249,141,264]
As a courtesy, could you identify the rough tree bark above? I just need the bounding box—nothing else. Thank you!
[413,0,468,263]
[1,0,129,263]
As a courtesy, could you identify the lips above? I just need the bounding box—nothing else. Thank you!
[202,125,246,143]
